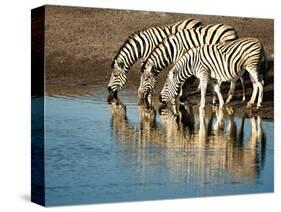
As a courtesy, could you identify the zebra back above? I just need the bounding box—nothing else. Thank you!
[160,38,264,103]
[176,38,264,83]
[143,24,238,75]
[112,18,202,72]
[169,19,203,34]
[214,38,264,82]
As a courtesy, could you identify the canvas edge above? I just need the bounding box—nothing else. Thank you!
[31,5,46,207]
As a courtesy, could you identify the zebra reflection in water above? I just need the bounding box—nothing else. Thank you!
[108,100,266,184]
[159,103,196,145]
[109,98,135,143]
[109,98,165,145]
[160,105,266,184]
[138,104,164,144]
[227,113,266,179]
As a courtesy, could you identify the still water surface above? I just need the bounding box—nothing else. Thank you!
[36,86,273,206]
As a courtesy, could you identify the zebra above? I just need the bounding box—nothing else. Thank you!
[160,38,265,109]
[107,18,202,99]
[138,23,246,104]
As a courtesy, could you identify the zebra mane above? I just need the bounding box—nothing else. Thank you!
[111,32,135,68]
[112,31,141,68]
[112,19,202,69]
[112,25,161,68]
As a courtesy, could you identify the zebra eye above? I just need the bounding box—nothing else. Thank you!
[113,74,118,77]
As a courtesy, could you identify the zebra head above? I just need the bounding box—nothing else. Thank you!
[108,60,128,96]
[138,65,157,100]
[160,70,180,104]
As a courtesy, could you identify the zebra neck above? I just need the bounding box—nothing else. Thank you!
[176,57,193,81]
[116,55,135,71]
[149,32,185,73]
[115,37,143,71]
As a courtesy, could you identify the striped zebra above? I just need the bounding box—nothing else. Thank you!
[107,18,202,99]
[160,38,265,109]
[138,24,245,104]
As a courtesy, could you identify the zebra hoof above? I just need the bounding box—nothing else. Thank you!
[257,104,263,110]
[246,102,254,108]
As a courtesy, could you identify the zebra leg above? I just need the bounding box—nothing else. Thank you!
[171,98,178,114]
[179,80,193,104]
[225,80,236,104]
[196,82,201,92]
[247,69,261,108]
[213,82,225,109]
[246,64,265,108]
[247,81,258,108]
[212,95,217,105]
[199,78,208,109]
[212,80,222,105]
[211,83,217,105]
[256,81,264,109]
[240,77,246,102]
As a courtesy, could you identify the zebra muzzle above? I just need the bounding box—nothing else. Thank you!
[107,88,118,104]
[107,86,113,94]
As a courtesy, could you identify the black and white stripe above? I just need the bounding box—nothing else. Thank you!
[160,38,265,109]
[139,24,239,98]
[107,19,202,95]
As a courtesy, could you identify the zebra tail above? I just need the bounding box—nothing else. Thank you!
[260,47,267,86]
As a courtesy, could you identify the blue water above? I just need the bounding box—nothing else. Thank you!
[34,89,273,206]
